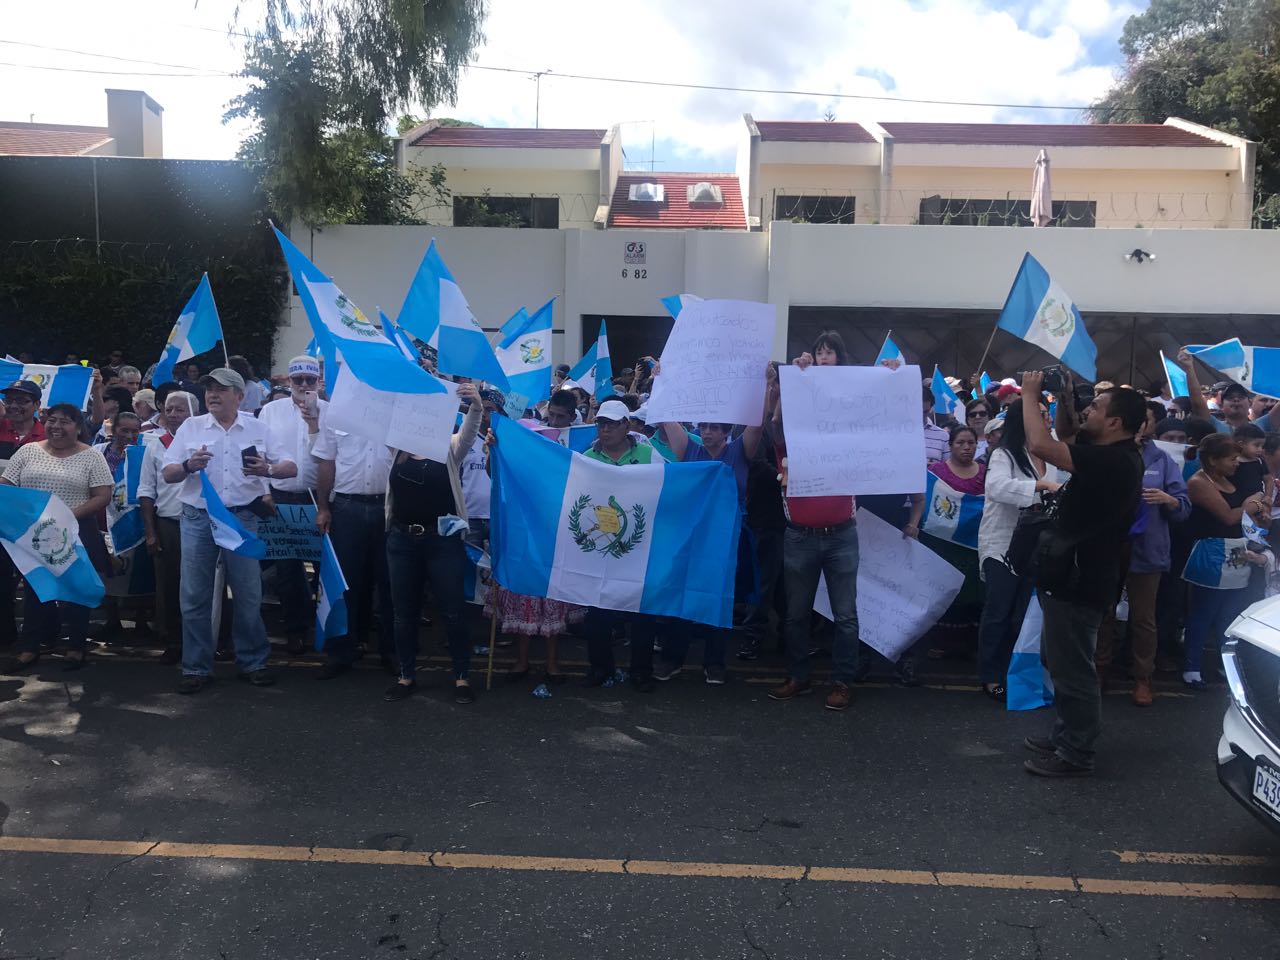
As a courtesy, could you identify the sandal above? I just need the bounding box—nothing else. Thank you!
[981,683,1006,703]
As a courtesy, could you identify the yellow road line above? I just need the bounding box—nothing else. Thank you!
[1113,850,1279,867]
[1,835,1278,900]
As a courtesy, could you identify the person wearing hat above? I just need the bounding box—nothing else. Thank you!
[0,380,49,649]
[258,356,328,655]
[580,399,661,692]
[161,367,298,694]
[1175,348,1274,434]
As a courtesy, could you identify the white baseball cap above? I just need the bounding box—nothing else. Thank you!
[596,399,631,422]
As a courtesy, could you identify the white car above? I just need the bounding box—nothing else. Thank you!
[1220,596,1280,836]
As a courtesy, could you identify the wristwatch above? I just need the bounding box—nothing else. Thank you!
[182,458,194,474]
[266,463,274,479]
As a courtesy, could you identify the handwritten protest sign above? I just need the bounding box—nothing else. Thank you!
[326,366,459,463]
[814,508,964,662]
[258,503,321,562]
[645,298,776,426]
[779,364,926,496]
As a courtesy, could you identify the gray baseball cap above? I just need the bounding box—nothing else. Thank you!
[200,368,246,391]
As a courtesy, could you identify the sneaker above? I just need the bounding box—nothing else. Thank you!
[384,680,416,702]
[768,678,812,701]
[896,657,921,688]
[652,662,682,681]
[1131,678,1154,707]
[704,665,727,685]
[178,674,207,695]
[1024,754,1092,778]
[1023,735,1056,757]
[454,682,476,705]
[238,669,276,687]
[825,682,852,711]
[736,644,759,662]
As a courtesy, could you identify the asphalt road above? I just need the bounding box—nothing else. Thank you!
[2,628,1279,960]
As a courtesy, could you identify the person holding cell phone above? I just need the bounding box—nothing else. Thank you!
[161,367,297,694]
[258,356,328,654]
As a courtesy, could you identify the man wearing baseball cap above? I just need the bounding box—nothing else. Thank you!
[1174,348,1276,433]
[259,356,328,654]
[0,379,47,647]
[161,366,298,693]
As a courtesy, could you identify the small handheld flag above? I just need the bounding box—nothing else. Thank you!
[315,533,349,650]
[154,274,224,386]
[0,485,105,607]
[979,371,992,394]
[569,342,599,396]
[919,472,983,549]
[997,252,1097,381]
[1190,338,1280,399]
[198,473,267,559]
[875,333,903,366]
[0,361,94,409]
[930,366,964,421]
[1161,350,1189,399]
[495,297,555,402]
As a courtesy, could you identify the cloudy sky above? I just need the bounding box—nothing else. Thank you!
[2,0,1142,171]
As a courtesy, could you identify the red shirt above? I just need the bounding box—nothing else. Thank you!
[0,418,45,460]
[775,442,855,528]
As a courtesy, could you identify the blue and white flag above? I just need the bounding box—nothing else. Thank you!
[931,366,963,420]
[997,252,1097,381]
[314,532,349,650]
[920,472,983,550]
[1161,350,1189,399]
[875,333,903,366]
[0,485,105,607]
[198,473,267,559]
[463,540,491,605]
[569,342,599,396]
[587,321,613,402]
[106,444,147,554]
[153,274,223,386]
[0,361,94,409]
[304,335,320,358]
[979,371,992,393]
[489,415,741,627]
[1006,592,1054,711]
[396,240,448,350]
[378,309,420,364]
[272,226,444,395]
[1190,338,1280,399]
[495,297,555,402]
[661,293,703,319]
[1183,537,1253,590]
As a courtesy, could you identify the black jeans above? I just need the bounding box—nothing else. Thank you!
[19,598,90,655]
[741,525,784,652]
[976,557,1033,685]
[325,495,393,665]
[0,550,16,647]
[1040,593,1107,770]
[387,526,470,682]
[585,607,656,680]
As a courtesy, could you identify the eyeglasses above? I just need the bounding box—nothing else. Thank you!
[967,409,990,419]
[290,377,319,387]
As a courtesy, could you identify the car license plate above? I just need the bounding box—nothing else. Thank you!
[1254,762,1280,821]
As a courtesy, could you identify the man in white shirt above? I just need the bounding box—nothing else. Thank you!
[258,356,327,654]
[312,407,396,678]
[138,390,197,663]
[162,368,297,694]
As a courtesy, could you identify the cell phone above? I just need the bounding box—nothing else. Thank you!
[241,445,259,468]
[301,391,319,418]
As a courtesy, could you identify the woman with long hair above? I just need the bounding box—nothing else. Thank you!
[793,329,850,368]
[974,398,1063,701]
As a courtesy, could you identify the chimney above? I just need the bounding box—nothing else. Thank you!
[105,89,164,158]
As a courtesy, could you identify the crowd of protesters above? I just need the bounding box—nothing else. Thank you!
[0,337,1273,779]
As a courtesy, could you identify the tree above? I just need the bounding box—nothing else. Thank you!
[1090,0,1280,218]
[226,1,488,226]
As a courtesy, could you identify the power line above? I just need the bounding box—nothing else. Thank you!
[0,39,232,74]
[0,61,232,78]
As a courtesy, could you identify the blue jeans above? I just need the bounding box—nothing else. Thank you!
[1183,583,1249,674]
[325,496,393,665]
[179,505,270,677]
[977,558,1033,685]
[386,527,470,682]
[782,522,860,683]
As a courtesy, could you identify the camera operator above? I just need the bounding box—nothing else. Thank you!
[1019,368,1145,778]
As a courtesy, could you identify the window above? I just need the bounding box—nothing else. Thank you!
[918,195,1096,228]
[628,182,665,202]
[774,194,855,224]
[687,182,723,205]
[453,196,559,228]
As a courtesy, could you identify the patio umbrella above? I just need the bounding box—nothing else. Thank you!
[1030,149,1052,227]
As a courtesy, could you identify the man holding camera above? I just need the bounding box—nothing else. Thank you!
[162,367,298,694]
[1019,368,1145,777]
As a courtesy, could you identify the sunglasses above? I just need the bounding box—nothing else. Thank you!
[290,377,319,387]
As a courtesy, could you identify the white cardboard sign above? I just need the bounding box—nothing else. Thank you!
[814,508,965,662]
[325,365,459,463]
[645,298,776,426]
[779,364,926,496]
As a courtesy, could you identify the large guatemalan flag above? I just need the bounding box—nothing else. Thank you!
[1183,537,1253,590]
[489,416,741,627]
[919,472,983,549]
[0,486,105,607]
[0,361,94,409]
[997,252,1097,381]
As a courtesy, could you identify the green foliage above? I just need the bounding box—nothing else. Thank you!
[1091,0,1280,207]
[396,114,481,133]
[452,192,527,227]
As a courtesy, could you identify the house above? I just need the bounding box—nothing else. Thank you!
[0,89,164,159]
[605,173,746,230]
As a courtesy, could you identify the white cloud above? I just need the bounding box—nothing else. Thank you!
[0,0,1138,168]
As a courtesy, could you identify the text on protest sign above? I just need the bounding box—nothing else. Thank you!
[645,298,776,427]
[814,507,964,662]
[325,365,459,463]
[778,364,926,497]
[258,503,321,562]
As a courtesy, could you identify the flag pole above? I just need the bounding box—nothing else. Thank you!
[975,323,1000,379]
[485,606,498,690]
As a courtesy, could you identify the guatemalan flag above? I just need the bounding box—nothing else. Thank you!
[569,342,599,395]
[489,415,740,627]
[875,333,904,366]
[919,471,983,549]
[0,361,94,409]
[495,296,555,402]
[379,309,420,364]
[0,485,105,607]
[661,293,703,319]
[198,474,267,559]
[153,274,224,386]
[1183,537,1253,590]
[930,366,964,421]
[105,443,147,554]
[997,252,1097,382]
[569,322,613,402]
[314,532,349,650]
[1190,338,1280,399]
[1161,350,1189,398]
[979,371,992,393]
[272,226,444,395]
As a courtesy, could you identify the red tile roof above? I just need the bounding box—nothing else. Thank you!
[0,121,112,156]
[409,126,605,148]
[608,173,745,230]
[755,121,875,144]
[880,122,1219,148]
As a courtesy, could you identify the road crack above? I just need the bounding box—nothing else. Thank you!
[775,864,811,909]
[995,920,1043,960]
[742,923,772,960]
[426,910,451,960]
[83,840,159,917]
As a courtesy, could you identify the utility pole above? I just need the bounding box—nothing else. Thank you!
[532,69,552,128]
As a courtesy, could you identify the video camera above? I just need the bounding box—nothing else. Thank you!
[1039,364,1095,414]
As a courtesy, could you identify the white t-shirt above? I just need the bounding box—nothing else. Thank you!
[460,437,490,520]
